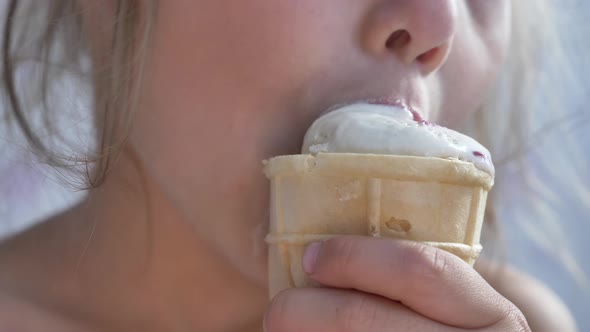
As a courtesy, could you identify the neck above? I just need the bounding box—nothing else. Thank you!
[57,150,268,331]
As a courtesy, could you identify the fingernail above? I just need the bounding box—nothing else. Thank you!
[302,241,322,274]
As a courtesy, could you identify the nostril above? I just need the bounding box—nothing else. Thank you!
[385,30,411,50]
[416,47,440,64]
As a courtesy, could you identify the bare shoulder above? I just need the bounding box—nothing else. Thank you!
[0,292,89,332]
[476,259,578,332]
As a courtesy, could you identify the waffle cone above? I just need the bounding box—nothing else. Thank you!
[264,153,494,298]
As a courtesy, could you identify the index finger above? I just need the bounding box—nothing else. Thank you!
[302,236,514,329]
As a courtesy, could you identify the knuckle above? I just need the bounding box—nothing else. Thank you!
[325,237,361,276]
[501,304,531,332]
[404,243,450,285]
[265,289,296,330]
[337,295,381,331]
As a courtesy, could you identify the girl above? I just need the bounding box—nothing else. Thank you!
[0,0,581,331]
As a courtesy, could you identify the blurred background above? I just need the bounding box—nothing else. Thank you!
[1,0,589,330]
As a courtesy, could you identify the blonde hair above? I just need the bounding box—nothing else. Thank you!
[2,0,156,187]
[2,1,587,280]
[466,0,589,284]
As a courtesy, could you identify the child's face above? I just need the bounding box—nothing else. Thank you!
[130,0,510,275]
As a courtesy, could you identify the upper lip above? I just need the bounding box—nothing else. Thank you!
[321,97,423,118]
[363,97,409,110]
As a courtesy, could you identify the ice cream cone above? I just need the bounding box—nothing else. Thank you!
[264,153,494,298]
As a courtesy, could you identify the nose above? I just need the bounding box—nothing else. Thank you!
[362,0,458,75]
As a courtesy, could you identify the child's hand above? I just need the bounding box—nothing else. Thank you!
[263,237,529,331]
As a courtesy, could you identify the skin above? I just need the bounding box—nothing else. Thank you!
[0,0,578,331]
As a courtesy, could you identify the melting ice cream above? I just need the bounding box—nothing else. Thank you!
[302,103,494,176]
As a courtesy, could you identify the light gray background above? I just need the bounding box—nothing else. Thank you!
[1,1,589,330]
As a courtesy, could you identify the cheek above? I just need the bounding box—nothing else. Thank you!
[135,2,306,160]
[134,0,362,167]
[437,4,511,128]
[129,0,356,220]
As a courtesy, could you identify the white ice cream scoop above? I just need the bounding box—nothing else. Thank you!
[302,103,494,176]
